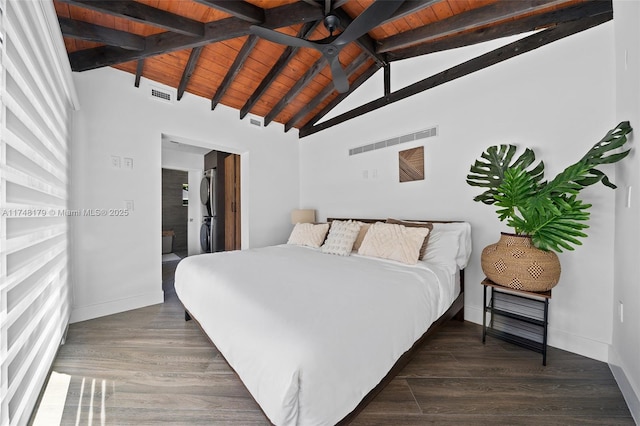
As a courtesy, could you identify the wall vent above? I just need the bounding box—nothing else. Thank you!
[150,86,173,103]
[348,126,438,156]
[247,114,263,128]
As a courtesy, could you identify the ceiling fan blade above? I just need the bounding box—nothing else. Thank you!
[328,55,349,93]
[250,25,315,49]
[334,0,404,46]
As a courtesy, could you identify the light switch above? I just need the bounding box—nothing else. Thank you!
[125,200,134,211]
[124,157,134,169]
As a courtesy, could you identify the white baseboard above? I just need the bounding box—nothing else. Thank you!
[69,290,164,323]
[464,303,610,362]
[609,347,640,424]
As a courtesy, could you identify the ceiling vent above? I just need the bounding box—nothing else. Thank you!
[149,85,173,104]
[348,126,438,156]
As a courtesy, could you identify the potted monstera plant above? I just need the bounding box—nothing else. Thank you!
[466,121,633,291]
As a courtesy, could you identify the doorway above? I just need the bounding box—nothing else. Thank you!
[161,169,189,259]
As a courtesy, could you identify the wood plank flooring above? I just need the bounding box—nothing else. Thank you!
[39,259,633,425]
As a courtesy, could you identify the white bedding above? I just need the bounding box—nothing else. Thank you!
[175,244,460,426]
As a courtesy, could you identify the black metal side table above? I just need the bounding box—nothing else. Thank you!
[482,278,551,365]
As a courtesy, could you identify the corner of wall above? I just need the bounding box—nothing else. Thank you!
[609,346,640,423]
[69,290,164,324]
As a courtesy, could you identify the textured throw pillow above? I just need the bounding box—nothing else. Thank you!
[287,223,329,248]
[352,222,371,251]
[386,218,433,260]
[358,222,429,265]
[321,220,361,256]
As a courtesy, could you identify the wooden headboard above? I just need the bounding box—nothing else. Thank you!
[326,217,466,293]
[327,218,463,224]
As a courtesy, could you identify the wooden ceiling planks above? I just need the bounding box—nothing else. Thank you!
[53,0,607,134]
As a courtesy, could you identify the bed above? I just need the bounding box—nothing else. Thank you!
[174,219,471,425]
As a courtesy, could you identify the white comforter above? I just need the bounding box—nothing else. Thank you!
[174,244,458,426]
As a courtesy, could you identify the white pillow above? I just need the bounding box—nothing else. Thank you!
[321,220,361,256]
[423,222,472,269]
[358,222,429,265]
[287,223,329,248]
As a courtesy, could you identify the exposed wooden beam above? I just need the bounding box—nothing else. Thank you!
[134,59,144,87]
[300,0,323,8]
[331,0,350,9]
[378,0,567,53]
[240,21,320,119]
[58,17,145,50]
[332,9,385,67]
[384,64,391,96]
[68,3,324,72]
[384,0,613,61]
[192,0,265,24]
[177,47,203,101]
[300,12,611,138]
[56,0,204,37]
[300,63,381,131]
[284,53,370,132]
[381,0,441,25]
[264,57,327,126]
[211,35,259,110]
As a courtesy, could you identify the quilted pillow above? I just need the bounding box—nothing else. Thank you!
[358,222,429,265]
[321,220,361,256]
[386,218,433,260]
[287,223,329,248]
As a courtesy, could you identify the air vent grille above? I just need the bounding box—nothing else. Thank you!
[150,86,172,103]
[247,114,263,127]
[348,126,438,156]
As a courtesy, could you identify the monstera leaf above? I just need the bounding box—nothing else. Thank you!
[466,121,632,252]
[466,145,544,205]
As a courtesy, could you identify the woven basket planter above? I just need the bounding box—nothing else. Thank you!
[481,232,561,292]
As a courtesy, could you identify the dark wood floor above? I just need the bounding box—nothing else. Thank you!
[43,259,633,425]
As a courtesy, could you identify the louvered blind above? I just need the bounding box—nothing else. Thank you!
[0,1,77,424]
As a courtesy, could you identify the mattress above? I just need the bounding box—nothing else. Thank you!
[175,244,460,425]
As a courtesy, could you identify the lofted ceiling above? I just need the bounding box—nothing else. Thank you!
[54,0,612,137]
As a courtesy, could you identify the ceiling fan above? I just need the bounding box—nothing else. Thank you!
[250,0,404,93]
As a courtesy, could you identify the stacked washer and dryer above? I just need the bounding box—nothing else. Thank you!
[199,169,218,253]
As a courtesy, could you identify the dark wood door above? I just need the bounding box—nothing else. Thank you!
[224,154,241,250]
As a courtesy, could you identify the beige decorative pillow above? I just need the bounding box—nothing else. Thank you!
[287,223,329,248]
[386,218,433,260]
[352,222,371,251]
[321,220,361,256]
[358,222,429,265]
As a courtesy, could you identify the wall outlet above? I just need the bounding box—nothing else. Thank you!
[111,155,121,169]
[125,200,134,212]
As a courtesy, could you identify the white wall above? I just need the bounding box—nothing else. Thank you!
[612,0,640,421]
[300,23,618,361]
[161,147,205,256]
[70,68,300,323]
